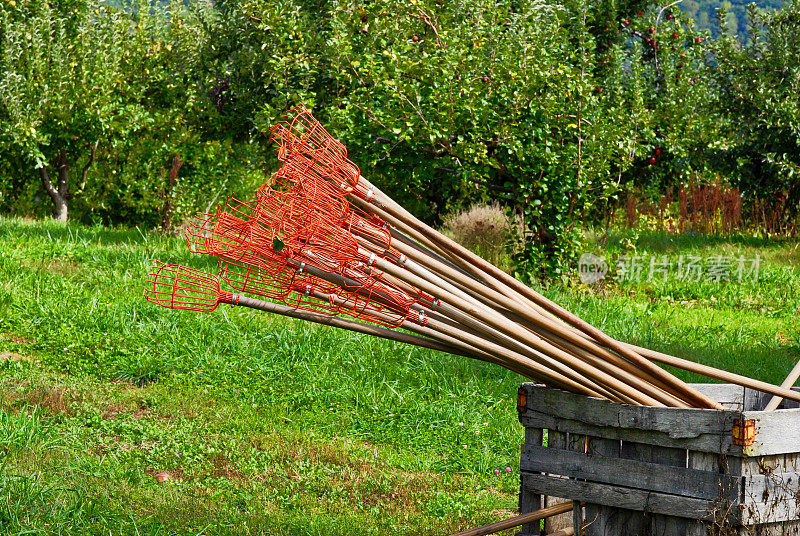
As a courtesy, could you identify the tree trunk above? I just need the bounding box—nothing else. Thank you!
[39,152,70,222]
[161,155,183,232]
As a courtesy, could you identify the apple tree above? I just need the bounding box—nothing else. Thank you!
[0,0,132,221]
[711,1,800,221]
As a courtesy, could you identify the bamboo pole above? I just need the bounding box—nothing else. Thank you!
[447,501,575,536]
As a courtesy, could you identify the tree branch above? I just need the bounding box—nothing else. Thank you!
[56,150,69,198]
[39,165,57,198]
[78,140,99,193]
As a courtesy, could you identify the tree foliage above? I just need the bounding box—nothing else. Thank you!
[0,0,133,220]
[0,0,797,278]
[712,1,800,212]
[681,0,784,39]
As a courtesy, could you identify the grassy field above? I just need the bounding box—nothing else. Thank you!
[0,217,798,535]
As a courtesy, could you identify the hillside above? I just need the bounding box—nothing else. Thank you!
[682,0,785,38]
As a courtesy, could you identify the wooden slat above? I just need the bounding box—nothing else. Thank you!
[741,472,800,524]
[521,473,716,521]
[741,408,800,456]
[744,521,800,536]
[519,412,736,454]
[518,428,543,536]
[583,437,646,536]
[621,440,693,536]
[519,384,741,451]
[544,430,572,533]
[780,387,800,410]
[743,388,771,412]
[694,383,747,409]
[521,444,739,501]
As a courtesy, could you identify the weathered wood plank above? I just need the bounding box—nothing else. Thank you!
[572,502,583,536]
[624,440,694,535]
[741,408,800,456]
[781,389,800,411]
[518,428,543,536]
[620,439,686,468]
[744,387,772,412]
[694,383,747,409]
[519,384,739,440]
[521,443,739,501]
[544,430,572,533]
[742,521,800,536]
[583,437,646,536]
[741,472,800,524]
[763,386,800,411]
[521,472,716,521]
[519,412,736,454]
[519,383,742,454]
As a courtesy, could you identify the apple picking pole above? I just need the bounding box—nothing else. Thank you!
[612,343,800,406]
[241,295,590,396]
[352,231,675,405]
[447,501,575,536]
[308,288,613,398]
[160,104,798,415]
[366,256,667,406]
[352,178,720,409]
[382,235,691,407]
[146,262,597,392]
[297,262,624,401]
[764,358,800,410]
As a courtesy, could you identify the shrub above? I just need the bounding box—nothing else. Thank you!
[442,203,522,271]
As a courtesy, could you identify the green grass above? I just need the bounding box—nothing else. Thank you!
[0,217,798,534]
[571,227,800,382]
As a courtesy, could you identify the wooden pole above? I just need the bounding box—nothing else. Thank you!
[354,178,723,410]
[623,343,800,406]
[293,254,629,401]
[382,241,690,407]
[372,252,671,407]
[310,289,603,396]
[447,501,574,536]
[764,358,800,410]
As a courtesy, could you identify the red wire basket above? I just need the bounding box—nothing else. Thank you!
[145,261,228,312]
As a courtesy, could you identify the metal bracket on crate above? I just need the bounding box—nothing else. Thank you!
[517,387,528,413]
[732,419,756,447]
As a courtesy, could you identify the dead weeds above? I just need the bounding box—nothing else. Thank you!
[0,351,30,362]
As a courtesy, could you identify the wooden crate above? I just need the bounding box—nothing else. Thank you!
[516,383,800,536]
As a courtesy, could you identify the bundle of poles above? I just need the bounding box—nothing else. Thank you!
[144,104,800,411]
